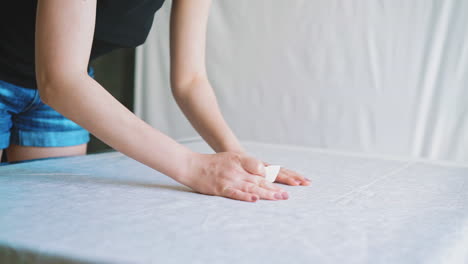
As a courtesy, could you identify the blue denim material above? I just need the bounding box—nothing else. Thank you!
[0,68,94,149]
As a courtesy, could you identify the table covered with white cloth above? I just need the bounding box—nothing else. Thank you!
[1,140,467,263]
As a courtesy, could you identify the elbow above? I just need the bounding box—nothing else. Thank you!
[36,70,86,106]
[36,72,57,106]
[170,73,208,99]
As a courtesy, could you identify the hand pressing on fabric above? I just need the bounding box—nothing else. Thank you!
[263,161,311,186]
[181,152,289,202]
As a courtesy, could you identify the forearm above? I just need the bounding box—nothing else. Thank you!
[41,74,193,182]
[172,78,245,154]
[169,0,240,153]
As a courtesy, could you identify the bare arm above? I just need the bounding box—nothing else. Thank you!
[35,0,192,181]
[35,0,289,202]
[169,0,310,186]
[170,0,244,154]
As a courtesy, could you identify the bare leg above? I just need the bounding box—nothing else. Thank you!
[5,144,87,162]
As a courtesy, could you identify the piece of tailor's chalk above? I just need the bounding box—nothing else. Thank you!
[264,165,281,183]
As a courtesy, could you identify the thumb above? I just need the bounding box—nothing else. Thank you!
[241,156,266,176]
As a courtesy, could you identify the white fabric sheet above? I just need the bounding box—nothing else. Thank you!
[135,0,468,163]
[1,140,467,263]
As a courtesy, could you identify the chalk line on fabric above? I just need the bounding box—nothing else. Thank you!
[331,161,414,205]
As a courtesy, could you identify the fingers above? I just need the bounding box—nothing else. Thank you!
[244,175,284,191]
[222,187,259,202]
[221,173,289,201]
[276,174,301,186]
[259,179,284,192]
[240,156,265,176]
[237,181,288,201]
[276,168,311,186]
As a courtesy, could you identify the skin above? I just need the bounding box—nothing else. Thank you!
[0,0,310,202]
[5,144,86,163]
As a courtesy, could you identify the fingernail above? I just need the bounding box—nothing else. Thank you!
[274,193,282,199]
[251,196,258,202]
[305,178,311,182]
[295,180,302,185]
[281,192,289,199]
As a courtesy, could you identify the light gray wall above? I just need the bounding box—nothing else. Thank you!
[135,0,468,164]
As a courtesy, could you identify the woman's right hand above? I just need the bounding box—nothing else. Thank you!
[180,152,289,202]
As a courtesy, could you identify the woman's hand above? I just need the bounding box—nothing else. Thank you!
[181,152,289,202]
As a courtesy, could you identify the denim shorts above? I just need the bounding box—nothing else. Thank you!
[0,69,94,149]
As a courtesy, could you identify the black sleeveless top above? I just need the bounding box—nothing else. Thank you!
[0,0,166,89]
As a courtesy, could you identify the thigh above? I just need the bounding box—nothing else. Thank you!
[6,143,87,162]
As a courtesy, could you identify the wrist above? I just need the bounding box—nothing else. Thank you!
[216,142,246,155]
[172,150,201,186]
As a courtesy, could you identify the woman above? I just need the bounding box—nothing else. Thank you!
[0,0,310,202]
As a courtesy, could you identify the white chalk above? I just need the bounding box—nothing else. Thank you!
[264,165,281,183]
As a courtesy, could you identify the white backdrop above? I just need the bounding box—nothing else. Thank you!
[135,0,468,164]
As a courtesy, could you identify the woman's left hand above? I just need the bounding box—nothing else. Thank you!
[264,162,311,186]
